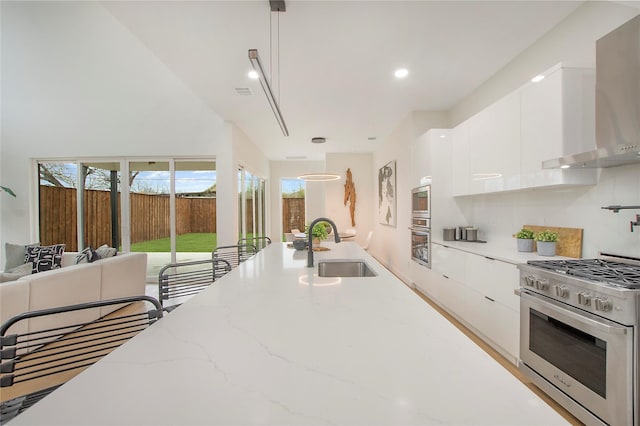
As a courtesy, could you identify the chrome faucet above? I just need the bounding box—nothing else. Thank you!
[307,217,341,267]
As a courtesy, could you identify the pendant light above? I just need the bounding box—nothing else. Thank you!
[248,1,288,136]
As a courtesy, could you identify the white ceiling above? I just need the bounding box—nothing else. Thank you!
[103,0,584,161]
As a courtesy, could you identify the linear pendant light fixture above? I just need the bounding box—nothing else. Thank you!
[248,1,288,136]
[248,49,289,136]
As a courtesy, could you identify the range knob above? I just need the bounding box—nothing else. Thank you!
[577,292,592,306]
[534,278,549,291]
[524,275,536,287]
[554,285,569,298]
[594,297,612,312]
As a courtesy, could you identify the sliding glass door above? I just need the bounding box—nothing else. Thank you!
[174,160,216,260]
[238,167,267,247]
[37,158,219,281]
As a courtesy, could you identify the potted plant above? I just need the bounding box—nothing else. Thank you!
[516,228,535,252]
[305,221,329,248]
[536,230,559,256]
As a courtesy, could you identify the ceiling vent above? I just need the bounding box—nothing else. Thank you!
[235,87,254,96]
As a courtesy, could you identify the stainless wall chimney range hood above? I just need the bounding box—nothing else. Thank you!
[543,15,640,169]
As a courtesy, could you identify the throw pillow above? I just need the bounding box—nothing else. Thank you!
[4,242,39,271]
[95,244,117,260]
[25,244,66,274]
[0,262,33,283]
[75,246,98,264]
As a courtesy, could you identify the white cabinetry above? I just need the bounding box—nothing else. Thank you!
[468,91,521,194]
[451,122,470,197]
[423,243,520,363]
[520,65,597,188]
[451,63,597,196]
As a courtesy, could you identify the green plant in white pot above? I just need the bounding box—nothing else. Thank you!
[305,221,329,248]
[516,228,535,252]
[536,230,559,256]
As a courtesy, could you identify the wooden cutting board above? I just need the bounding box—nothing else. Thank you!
[522,225,583,258]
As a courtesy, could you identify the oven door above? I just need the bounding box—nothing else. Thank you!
[410,227,430,268]
[411,186,431,218]
[520,290,634,426]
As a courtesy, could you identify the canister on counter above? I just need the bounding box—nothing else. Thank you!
[443,227,456,241]
[458,226,467,240]
[466,227,478,241]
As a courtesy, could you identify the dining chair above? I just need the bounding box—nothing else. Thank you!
[158,258,231,312]
[0,296,163,423]
[212,244,258,277]
[237,236,272,251]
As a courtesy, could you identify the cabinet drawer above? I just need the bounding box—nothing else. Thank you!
[432,244,466,283]
[465,254,519,311]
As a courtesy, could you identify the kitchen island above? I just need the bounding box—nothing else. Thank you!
[9,242,568,425]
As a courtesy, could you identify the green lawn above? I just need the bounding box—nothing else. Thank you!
[131,233,217,252]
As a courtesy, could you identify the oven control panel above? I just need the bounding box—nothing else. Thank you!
[519,267,637,325]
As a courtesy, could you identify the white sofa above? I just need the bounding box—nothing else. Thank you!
[0,252,148,335]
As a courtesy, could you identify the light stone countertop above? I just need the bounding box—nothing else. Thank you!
[9,242,568,425]
[432,238,572,265]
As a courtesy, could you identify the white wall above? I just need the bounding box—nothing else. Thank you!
[325,153,374,247]
[0,2,268,257]
[269,160,326,240]
[447,2,640,259]
[219,122,270,247]
[370,112,448,282]
[449,2,639,126]
[368,2,640,283]
[467,164,640,258]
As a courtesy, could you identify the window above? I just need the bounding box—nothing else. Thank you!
[37,158,218,280]
[238,167,267,245]
[281,178,305,240]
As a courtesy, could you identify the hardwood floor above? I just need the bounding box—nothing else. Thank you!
[412,289,583,425]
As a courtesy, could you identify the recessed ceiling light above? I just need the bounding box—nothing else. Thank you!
[248,70,259,79]
[531,75,545,83]
[560,164,571,169]
[368,137,377,141]
[394,68,409,78]
[311,137,326,144]
[439,134,446,139]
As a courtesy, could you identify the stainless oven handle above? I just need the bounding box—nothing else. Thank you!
[520,289,627,335]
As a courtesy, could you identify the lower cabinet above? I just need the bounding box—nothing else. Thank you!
[418,244,520,364]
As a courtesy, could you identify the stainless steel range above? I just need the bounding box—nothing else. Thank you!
[517,253,640,426]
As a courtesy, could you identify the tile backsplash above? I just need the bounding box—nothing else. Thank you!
[465,163,640,258]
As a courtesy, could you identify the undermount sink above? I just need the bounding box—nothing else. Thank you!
[317,259,377,277]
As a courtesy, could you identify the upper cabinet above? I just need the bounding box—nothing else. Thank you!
[468,91,521,194]
[452,64,598,196]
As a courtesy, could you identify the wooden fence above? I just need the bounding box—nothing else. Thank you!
[39,186,217,251]
[39,186,304,250]
[282,198,305,232]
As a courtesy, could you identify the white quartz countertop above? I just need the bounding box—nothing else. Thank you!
[9,242,568,425]
[432,238,572,265]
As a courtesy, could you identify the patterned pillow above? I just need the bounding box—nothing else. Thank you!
[25,244,66,273]
[75,246,98,264]
[95,244,117,260]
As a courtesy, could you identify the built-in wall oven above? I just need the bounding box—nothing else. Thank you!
[410,185,431,268]
[518,255,640,426]
[411,185,431,218]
